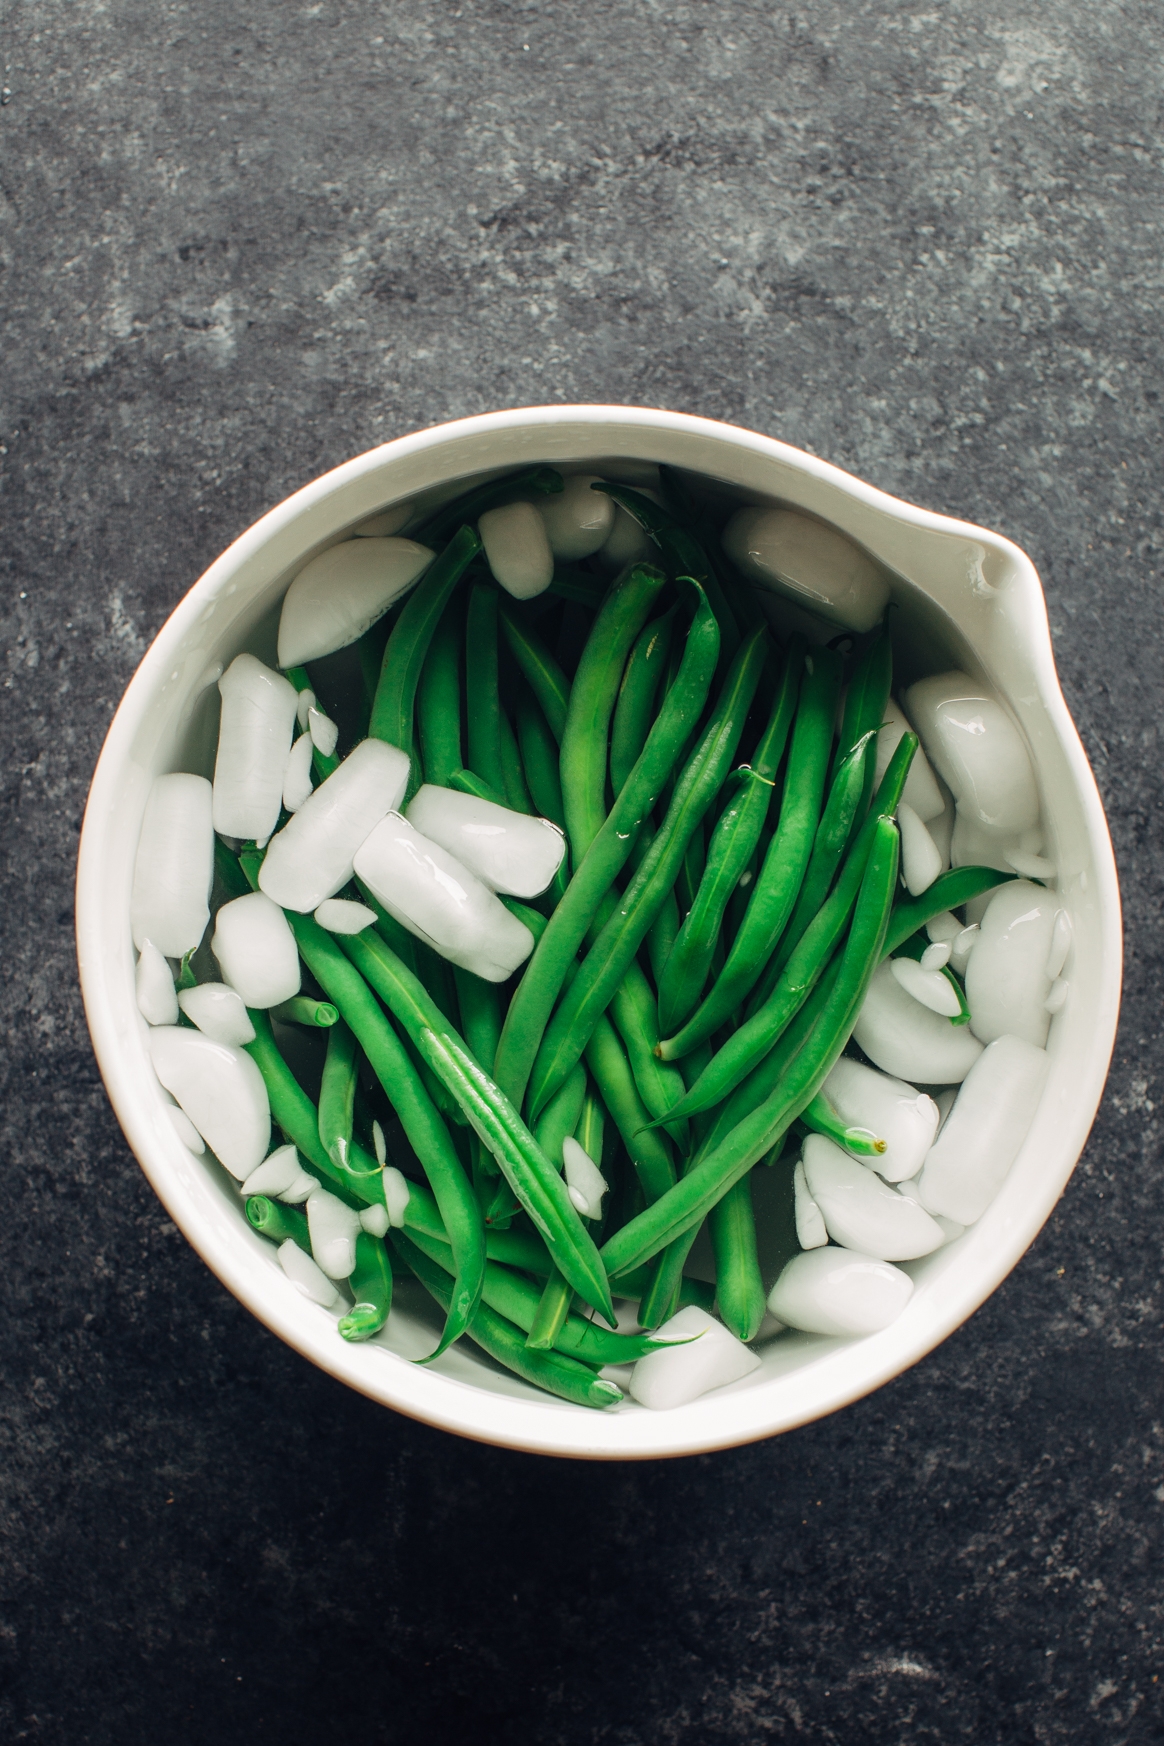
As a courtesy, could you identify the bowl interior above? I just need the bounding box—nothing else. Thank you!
[76,407,1121,1459]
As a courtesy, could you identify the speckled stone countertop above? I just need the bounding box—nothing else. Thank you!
[2,3,1161,1741]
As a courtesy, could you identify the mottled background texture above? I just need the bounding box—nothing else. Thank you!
[2,1,1162,1741]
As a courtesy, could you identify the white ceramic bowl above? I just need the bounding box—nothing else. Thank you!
[76,406,1121,1460]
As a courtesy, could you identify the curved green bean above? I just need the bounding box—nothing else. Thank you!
[393,1232,622,1410]
[654,732,918,1113]
[599,814,900,1277]
[516,693,566,828]
[369,524,481,761]
[492,582,720,1110]
[447,766,508,807]
[610,606,678,796]
[609,962,689,1149]
[527,626,767,1118]
[282,913,485,1359]
[882,866,1015,957]
[747,729,876,1012]
[584,1014,676,1206]
[499,602,571,741]
[244,1008,382,1206]
[339,1230,393,1342]
[652,645,842,1059]
[336,907,611,1325]
[831,627,892,810]
[559,561,667,863]
[592,482,741,672]
[401,1224,670,1364]
[498,705,533,814]
[799,1092,886,1158]
[656,635,802,1035]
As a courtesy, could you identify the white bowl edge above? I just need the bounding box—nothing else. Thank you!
[76,405,1123,1460]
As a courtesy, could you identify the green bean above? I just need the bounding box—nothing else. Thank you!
[492,583,720,1109]
[465,584,508,799]
[533,1063,587,1169]
[339,1231,393,1342]
[401,1226,665,1364]
[654,733,919,1111]
[410,465,564,549]
[416,602,463,786]
[246,1195,309,1248]
[610,606,678,796]
[526,1265,573,1351]
[214,835,252,900]
[356,621,389,721]
[646,887,681,989]
[498,705,533,813]
[651,646,842,1059]
[400,1173,555,1274]
[635,1045,713,1327]
[799,1093,886,1158]
[599,814,900,1277]
[882,866,1016,957]
[447,766,508,807]
[368,524,481,762]
[656,636,801,1035]
[747,729,876,1011]
[609,962,689,1149]
[498,895,547,938]
[331,907,612,1320]
[891,929,973,1025]
[831,626,892,807]
[282,914,485,1358]
[584,1014,675,1205]
[574,1084,606,1170]
[709,1172,766,1342]
[549,567,607,610]
[270,996,339,1029]
[452,969,504,1076]
[516,694,566,828]
[244,1008,383,1206]
[392,1232,622,1410]
[559,562,667,863]
[593,482,742,672]
[527,627,767,1118]
[498,602,571,741]
[318,1019,359,1169]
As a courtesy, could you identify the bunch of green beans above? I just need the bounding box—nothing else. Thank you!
[194,466,1016,1398]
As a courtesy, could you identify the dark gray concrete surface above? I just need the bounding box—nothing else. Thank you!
[2,2,1162,1741]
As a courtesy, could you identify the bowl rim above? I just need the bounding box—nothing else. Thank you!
[76,403,1123,1459]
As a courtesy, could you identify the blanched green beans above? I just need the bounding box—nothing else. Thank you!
[599,814,901,1278]
[656,635,802,1035]
[559,562,667,863]
[499,602,571,742]
[527,626,767,1117]
[656,646,842,1058]
[416,603,463,786]
[339,927,613,1323]
[492,582,720,1110]
[339,1231,393,1342]
[393,1232,622,1410]
[610,606,678,796]
[369,525,481,764]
